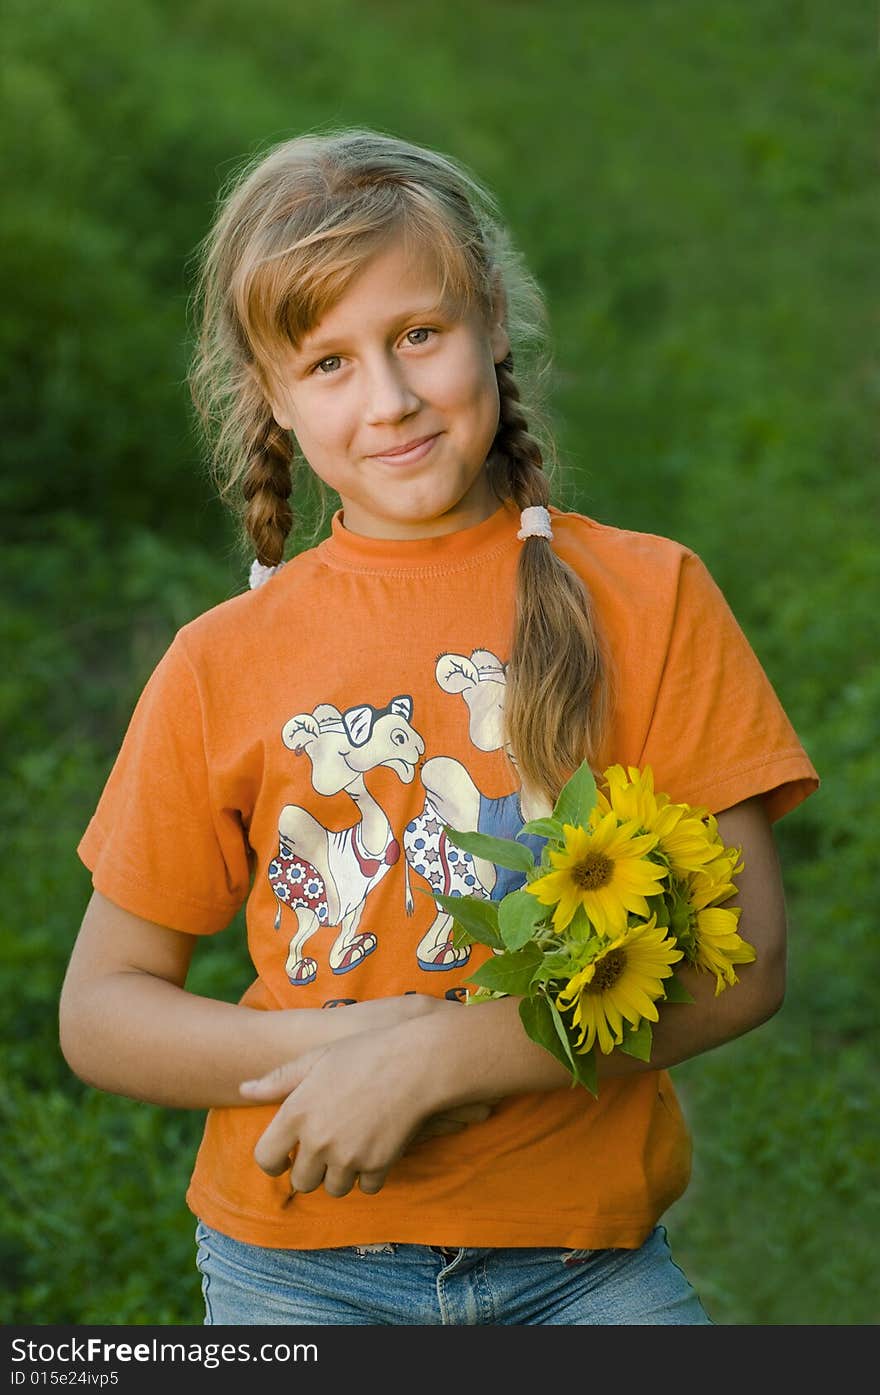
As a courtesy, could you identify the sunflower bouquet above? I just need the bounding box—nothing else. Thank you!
[430,761,756,1094]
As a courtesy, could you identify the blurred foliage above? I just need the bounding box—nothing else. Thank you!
[2,0,876,1326]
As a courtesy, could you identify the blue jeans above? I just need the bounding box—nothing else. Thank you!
[194,1221,712,1325]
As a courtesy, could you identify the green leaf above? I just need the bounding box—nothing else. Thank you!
[570,1044,599,1095]
[647,892,671,928]
[424,889,503,949]
[465,943,543,995]
[619,1018,653,1061]
[451,922,471,950]
[521,996,599,1096]
[498,888,545,950]
[566,905,595,942]
[546,995,578,1064]
[443,826,535,872]
[519,817,565,840]
[552,760,598,828]
[668,883,693,937]
[663,973,696,1004]
[519,996,576,1073]
[532,950,580,982]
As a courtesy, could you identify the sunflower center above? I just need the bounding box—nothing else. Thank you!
[587,948,627,993]
[571,852,614,891]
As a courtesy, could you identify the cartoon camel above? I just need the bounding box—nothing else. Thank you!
[268,695,425,985]
[403,649,552,971]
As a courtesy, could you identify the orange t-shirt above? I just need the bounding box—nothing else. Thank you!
[77,501,819,1250]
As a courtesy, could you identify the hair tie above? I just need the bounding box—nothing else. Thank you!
[517,505,553,541]
[249,559,286,590]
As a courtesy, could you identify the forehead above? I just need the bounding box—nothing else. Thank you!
[297,239,461,353]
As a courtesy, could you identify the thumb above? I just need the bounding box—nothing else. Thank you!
[239,1056,310,1102]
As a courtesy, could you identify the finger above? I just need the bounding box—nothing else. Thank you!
[253,1106,303,1176]
[357,1171,386,1196]
[240,1058,309,1104]
[404,1121,467,1151]
[438,1104,493,1123]
[320,1167,358,1199]
[289,1152,329,1195]
[416,1105,493,1134]
[406,1107,496,1147]
[415,1119,466,1138]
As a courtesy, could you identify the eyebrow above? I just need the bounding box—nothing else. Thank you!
[297,302,450,358]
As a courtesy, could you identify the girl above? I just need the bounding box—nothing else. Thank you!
[60,127,819,1326]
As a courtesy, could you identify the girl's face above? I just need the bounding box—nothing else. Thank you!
[267,235,510,540]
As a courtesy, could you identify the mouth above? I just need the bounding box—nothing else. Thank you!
[384,757,415,783]
[368,433,441,465]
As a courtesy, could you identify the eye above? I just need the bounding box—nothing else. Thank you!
[311,355,342,376]
[405,327,435,347]
[391,727,407,746]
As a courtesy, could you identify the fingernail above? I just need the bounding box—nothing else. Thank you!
[239,1080,259,1091]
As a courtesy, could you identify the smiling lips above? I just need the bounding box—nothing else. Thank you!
[368,433,440,463]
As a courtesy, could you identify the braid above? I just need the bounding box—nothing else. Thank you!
[489,353,550,510]
[492,354,612,806]
[241,411,294,567]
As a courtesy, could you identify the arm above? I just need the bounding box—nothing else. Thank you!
[58,890,453,1109]
[244,795,787,1191]
[408,793,787,1105]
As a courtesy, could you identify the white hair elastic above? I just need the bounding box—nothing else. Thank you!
[517,505,553,541]
[249,559,286,590]
[249,506,552,585]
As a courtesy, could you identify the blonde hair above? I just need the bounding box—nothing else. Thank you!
[187,126,611,805]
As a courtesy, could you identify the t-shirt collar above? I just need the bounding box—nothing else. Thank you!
[318,498,523,573]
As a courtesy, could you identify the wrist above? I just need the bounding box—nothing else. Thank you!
[391,1013,461,1114]
[396,995,572,1113]
[271,1003,344,1057]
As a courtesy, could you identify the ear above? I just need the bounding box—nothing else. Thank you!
[489,269,511,364]
[271,399,294,432]
[266,380,294,432]
[246,360,294,431]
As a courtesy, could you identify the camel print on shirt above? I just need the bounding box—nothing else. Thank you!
[267,695,423,986]
[268,650,549,987]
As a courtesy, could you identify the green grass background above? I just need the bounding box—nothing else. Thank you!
[2,0,877,1325]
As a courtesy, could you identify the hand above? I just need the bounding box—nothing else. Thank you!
[240,1024,449,1198]
[333,992,456,1037]
[406,1100,500,1145]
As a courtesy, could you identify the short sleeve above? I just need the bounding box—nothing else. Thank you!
[77,635,252,933]
[638,550,819,822]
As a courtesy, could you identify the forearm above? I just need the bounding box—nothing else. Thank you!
[60,971,324,1108]
[59,972,414,1110]
[414,796,789,1110]
[410,953,784,1111]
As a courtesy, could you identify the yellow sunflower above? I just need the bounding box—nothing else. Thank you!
[525,812,666,936]
[555,915,684,1054]
[596,765,721,877]
[686,868,756,993]
[700,842,745,896]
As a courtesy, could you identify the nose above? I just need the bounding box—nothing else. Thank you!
[362,353,421,425]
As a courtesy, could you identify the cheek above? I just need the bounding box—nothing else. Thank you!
[440,346,499,417]
[291,392,356,451]
[469,362,501,438]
